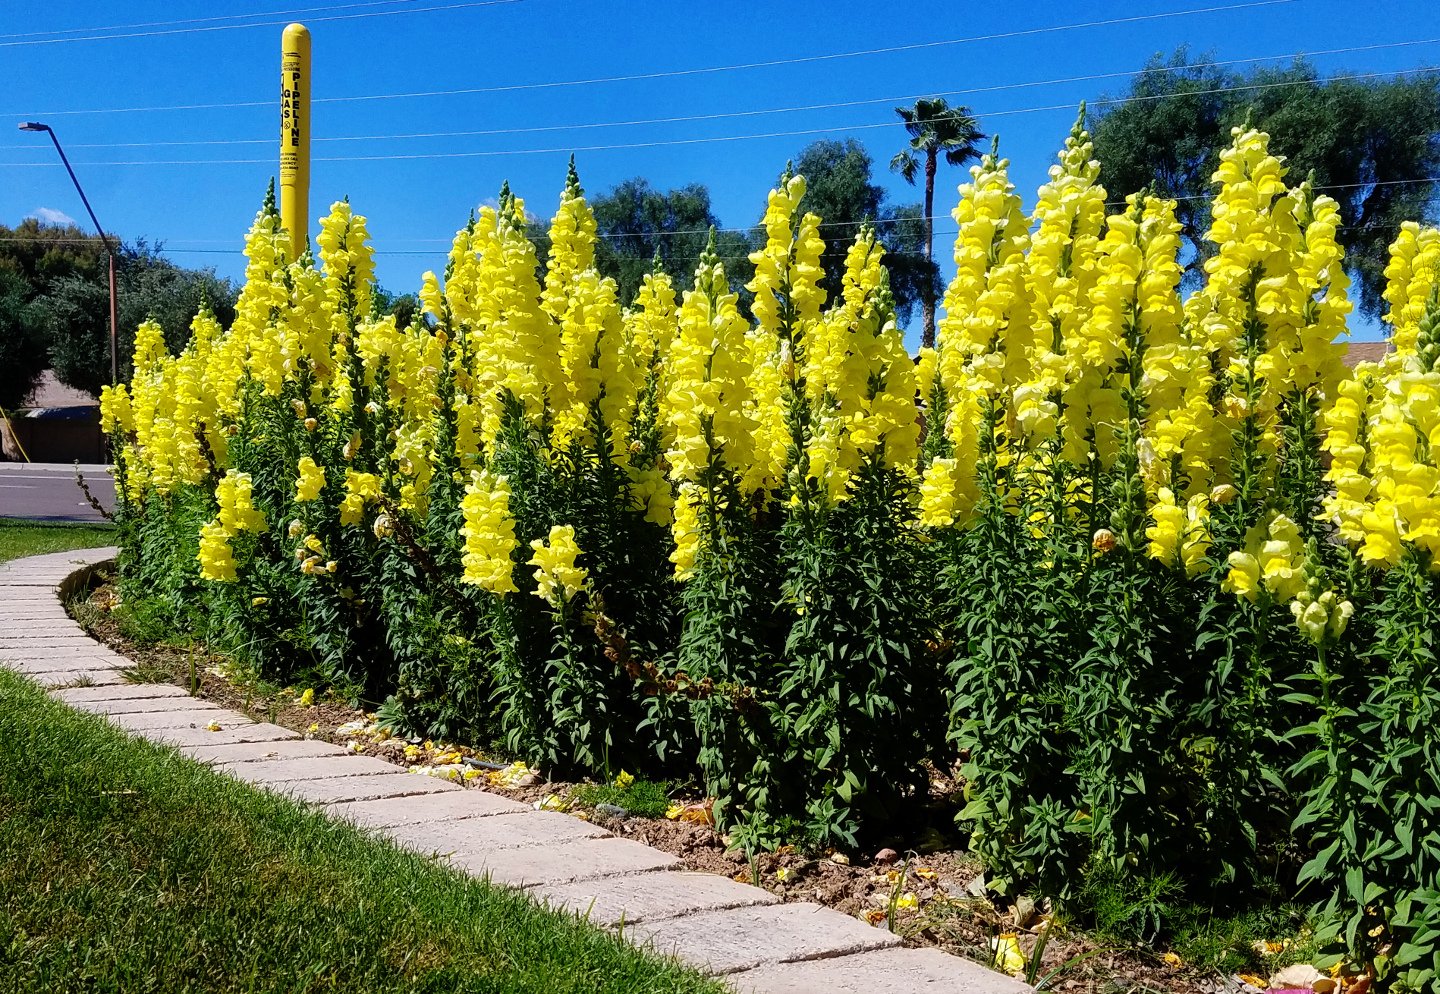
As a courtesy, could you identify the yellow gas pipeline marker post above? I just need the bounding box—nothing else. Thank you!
[279,23,311,255]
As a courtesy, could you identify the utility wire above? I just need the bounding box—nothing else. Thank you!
[1,188,1429,257]
[0,0,527,49]
[0,1,439,41]
[5,65,1434,167]
[8,0,1296,112]
[10,37,1435,151]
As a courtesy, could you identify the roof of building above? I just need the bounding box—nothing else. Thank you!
[1342,341,1393,369]
[23,370,97,410]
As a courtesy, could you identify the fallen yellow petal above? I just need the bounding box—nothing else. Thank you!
[991,933,1026,976]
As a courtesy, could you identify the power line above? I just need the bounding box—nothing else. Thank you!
[0,1,436,41]
[0,0,527,50]
[2,184,1431,260]
[8,0,1296,114]
[8,37,1435,152]
[5,65,1434,167]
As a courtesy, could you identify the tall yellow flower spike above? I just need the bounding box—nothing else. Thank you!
[528,524,588,607]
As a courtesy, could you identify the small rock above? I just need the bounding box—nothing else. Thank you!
[1269,965,1324,990]
[514,773,539,787]
[595,803,629,818]
[829,852,851,866]
[873,848,899,864]
[1013,894,1039,928]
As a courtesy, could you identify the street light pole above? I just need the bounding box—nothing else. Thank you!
[18,121,119,386]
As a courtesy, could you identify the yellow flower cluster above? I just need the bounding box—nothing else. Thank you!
[216,470,267,534]
[528,524,588,607]
[459,471,519,593]
[916,145,1029,527]
[102,132,1440,638]
[1017,111,1107,450]
[316,199,376,317]
[746,172,828,495]
[1222,512,1306,601]
[197,470,267,582]
[1321,256,1440,568]
[661,242,755,572]
[1290,585,1354,645]
[296,456,326,502]
[544,167,637,454]
[198,523,237,583]
[339,470,381,527]
[1380,223,1440,356]
[803,228,920,498]
[1186,129,1351,473]
[1145,488,1211,577]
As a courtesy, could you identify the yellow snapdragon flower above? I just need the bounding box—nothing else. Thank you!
[197,521,238,582]
[296,456,326,502]
[459,471,519,594]
[1145,488,1211,576]
[339,470,381,527]
[1222,513,1306,602]
[528,524,588,607]
[216,470,267,534]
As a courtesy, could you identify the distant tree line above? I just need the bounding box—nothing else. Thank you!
[528,136,945,334]
[5,52,1432,412]
[0,219,239,410]
[1091,49,1440,315]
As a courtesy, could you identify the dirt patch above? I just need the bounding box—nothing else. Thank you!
[68,575,1293,994]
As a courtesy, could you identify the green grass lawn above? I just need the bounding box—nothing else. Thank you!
[0,669,727,994]
[0,518,115,564]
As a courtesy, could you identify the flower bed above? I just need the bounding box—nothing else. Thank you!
[99,117,1440,988]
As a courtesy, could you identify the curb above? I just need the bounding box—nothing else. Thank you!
[0,548,1030,994]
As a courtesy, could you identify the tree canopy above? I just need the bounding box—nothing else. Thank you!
[528,177,754,305]
[0,223,238,405]
[1091,50,1440,316]
[785,139,939,329]
[591,178,753,303]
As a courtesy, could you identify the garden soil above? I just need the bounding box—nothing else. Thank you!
[71,575,1286,994]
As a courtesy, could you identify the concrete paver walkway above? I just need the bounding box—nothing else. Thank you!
[0,547,1028,994]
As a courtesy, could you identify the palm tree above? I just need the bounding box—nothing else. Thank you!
[890,99,985,349]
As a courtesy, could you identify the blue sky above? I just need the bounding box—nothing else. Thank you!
[3,0,1437,345]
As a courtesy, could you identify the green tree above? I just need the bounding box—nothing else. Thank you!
[0,270,47,411]
[526,173,753,305]
[0,218,106,286]
[590,177,753,303]
[0,219,106,409]
[889,99,986,348]
[39,241,238,396]
[371,284,420,327]
[1091,50,1440,316]
[789,138,940,332]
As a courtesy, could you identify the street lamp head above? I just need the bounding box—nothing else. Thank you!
[18,121,50,132]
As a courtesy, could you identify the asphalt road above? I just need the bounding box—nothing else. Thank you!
[0,463,116,522]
